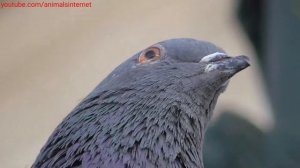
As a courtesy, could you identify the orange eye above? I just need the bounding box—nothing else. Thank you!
[138,47,161,64]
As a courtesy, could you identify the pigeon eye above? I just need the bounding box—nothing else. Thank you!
[138,47,161,64]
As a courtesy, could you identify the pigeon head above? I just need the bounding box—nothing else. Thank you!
[97,38,249,114]
[33,38,250,168]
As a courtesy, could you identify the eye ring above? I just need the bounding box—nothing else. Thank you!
[138,46,161,64]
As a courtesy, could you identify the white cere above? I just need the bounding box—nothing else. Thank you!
[200,52,226,62]
[205,63,219,72]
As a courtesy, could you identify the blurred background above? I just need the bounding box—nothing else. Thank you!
[0,0,299,167]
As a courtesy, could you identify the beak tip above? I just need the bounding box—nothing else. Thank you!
[237,55,251,70]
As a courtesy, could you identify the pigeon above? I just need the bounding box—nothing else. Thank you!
[32,38,250,168]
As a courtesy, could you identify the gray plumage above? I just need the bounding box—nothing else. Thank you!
[32,38,250,168]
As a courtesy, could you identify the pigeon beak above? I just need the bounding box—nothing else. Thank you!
[200,52,250,74]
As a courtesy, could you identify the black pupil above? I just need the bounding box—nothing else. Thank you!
[145,50,156,59]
